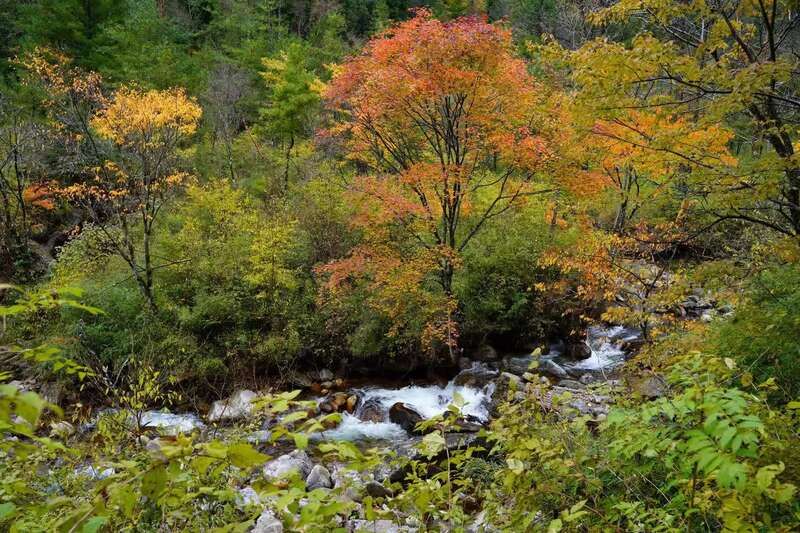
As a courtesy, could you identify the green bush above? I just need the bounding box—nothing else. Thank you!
[712,262,800,402]
[456,202,578,350]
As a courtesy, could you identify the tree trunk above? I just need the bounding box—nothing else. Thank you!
[785,167,800,236]
[284,135,294,190]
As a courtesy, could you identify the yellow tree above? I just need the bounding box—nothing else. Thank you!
[25,50,202,310]
[62,87,202,310]
[562,110,737,233]
[562,0,800,238]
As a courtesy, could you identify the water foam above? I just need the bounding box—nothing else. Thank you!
[355,381,494,421]
[561,325,641,371]
[314,412,408,441]
[314,379,495,442]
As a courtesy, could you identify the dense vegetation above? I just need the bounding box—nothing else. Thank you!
[1,0,798,531]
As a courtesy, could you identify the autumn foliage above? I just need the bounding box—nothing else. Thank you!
[319,11,558,358]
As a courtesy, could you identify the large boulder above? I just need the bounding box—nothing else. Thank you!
[389,402,424,434]
[262,450,313,481]
[305,464,333,490]
[208,389,258,423]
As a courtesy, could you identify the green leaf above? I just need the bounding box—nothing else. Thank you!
[293,432,309,450]
[419,432,446,459]
[506,458,524,475]
[547,518,563,532]
[0,502,16,521]
[16,391,45,425]
[280,411,308,425]
[142,465,167,499]
[82,516,108,533]
[227,443,268,469]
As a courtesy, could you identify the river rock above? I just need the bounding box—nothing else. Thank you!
[565,341,592,360]
[357,398,386,423]
[252,509,283,533]
[145,438,166,461]
[345,394,358,413]
[306,464,333,490]
[263,450,313,481]
[389,402,424,434]
[365,480,393,498]
[489,372,522,416]
[236,486,262,508]
[453,363,498,388]
[50,420,75,438]
[539,359,570,379]
[314,368,335,382]
[138,411,206,436]
[331,464,365,502]
[347,519,405,533]
[75,464,115,480]
[453,416,484,433]
[502,355,536,376]
[633,375,667,399]
[557,379,585,390]
[247,430,273,444]
[331,392,349,411]
[208,389,258,422]
[620,337,646,352]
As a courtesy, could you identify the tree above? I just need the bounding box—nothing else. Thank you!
[26,49,201,311]
[65,86,201,311]
[0,94,52,277]
[324,10,556,296]
[260,42,323,189]
[564,110,737,233]
[565,0,800,238]
[320,10,558,358]
[203,62,252,183]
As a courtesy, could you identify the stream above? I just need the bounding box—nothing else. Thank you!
[128,324,641,444]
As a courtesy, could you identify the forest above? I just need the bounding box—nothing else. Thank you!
[0,0,799,531]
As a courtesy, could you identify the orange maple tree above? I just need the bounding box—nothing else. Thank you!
[320,11,558,357]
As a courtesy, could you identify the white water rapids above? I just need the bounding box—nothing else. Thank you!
[315,379,495,442]
[555,324,641,371]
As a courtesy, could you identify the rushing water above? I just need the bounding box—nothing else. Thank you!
[554,324,641,372]
[314,379,495,442]
[125,324,639,443]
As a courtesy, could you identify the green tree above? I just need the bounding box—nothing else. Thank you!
[259,42,322,189]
